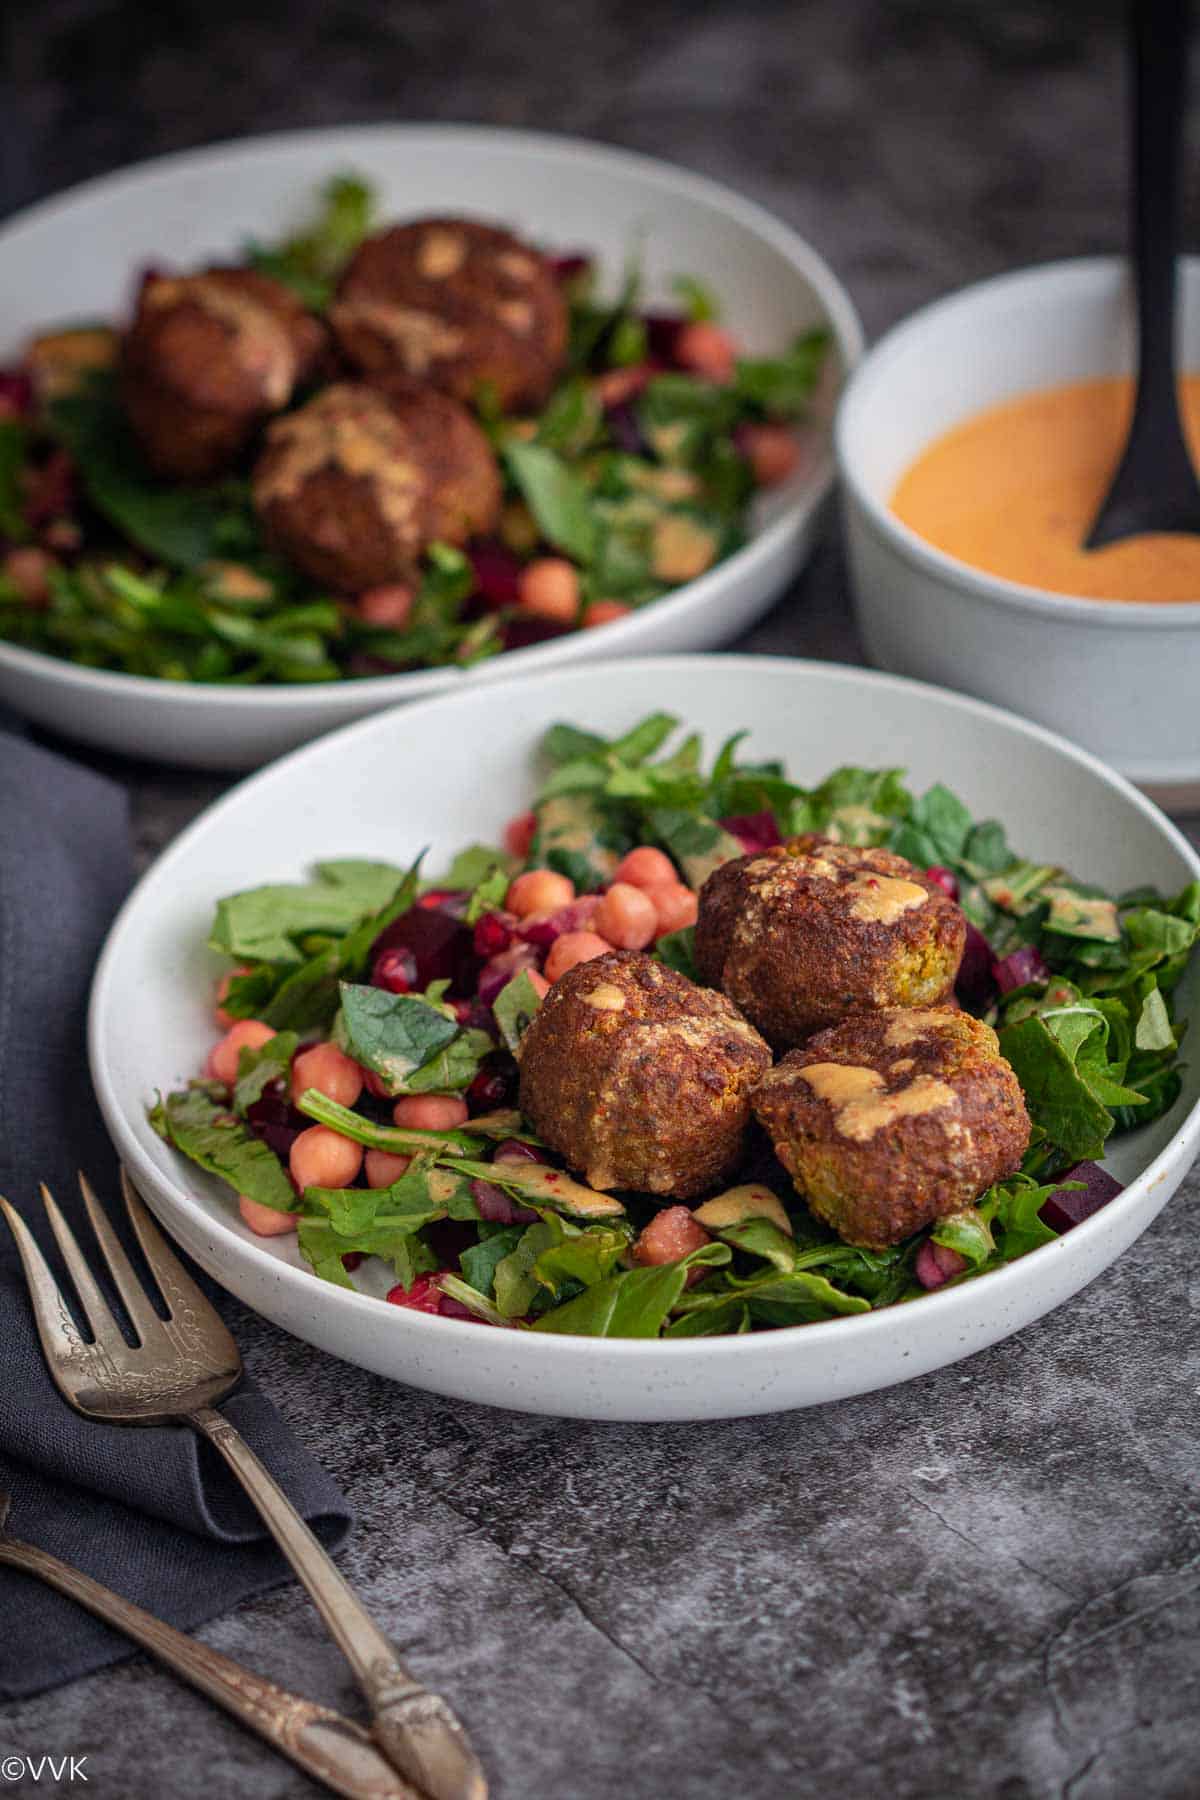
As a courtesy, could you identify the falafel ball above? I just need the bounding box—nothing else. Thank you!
[753,1006,1031,1248]
[331,217,567,410]
[121,268,326,480]
[518,950,772,1200]
[251,375,502,592]
[695,836,966,1047]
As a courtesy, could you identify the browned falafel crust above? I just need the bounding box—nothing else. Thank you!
[331,217,568,410]
[121,268,326,480]
[518,950,772,1200]
[250,375,501,592]
[694,836,966,1047]
[753,1006,1031,1248]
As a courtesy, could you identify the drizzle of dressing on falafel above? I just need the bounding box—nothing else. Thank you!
[146,276,296,404]
[255,386,425,550]
[846,873,930,924]
[581,983,627,1011]
[797,1061,957,1141]
[329,299,466,374]
[417,229,468,278]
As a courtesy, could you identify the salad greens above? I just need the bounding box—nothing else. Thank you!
[1,173,828,684]
[151,713,1200,1337]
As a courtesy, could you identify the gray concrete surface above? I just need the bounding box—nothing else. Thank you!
[3,2,1199,1794]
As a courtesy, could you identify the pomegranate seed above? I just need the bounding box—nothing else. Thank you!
[372,946,418,993]
[518,894,601,947]
[386,1272,446,1313]
[926,865,960,900]
[643,313,686,361]
[245,1088,307,1159]
[473,910,514,958]
[467,1061,517,1112]
[341,1252,364,1271]
[469,540,523,610]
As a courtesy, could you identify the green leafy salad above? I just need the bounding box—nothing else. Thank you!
[151,713,1200,1338]
[0,174,828,684]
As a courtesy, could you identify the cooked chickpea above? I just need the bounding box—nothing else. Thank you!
[214,964,253,1028]
[291,1041,364,1109]
[675,322,736,383]
[365,1149,412,1189]
[647,881,699,936]
[592,882,658,950]
[544,930,612,982]
[518,557,580,623]
[507,868,574,917]
[614,846,677,890]
[289,1126,363,1191]
[2,546,57,606]
[357,583,414,629]
[582,600,632,629]
[739,423,802,486]
[206,1018,275,1085]
[503,809,537,860]
[391,1094,469,1130]
[238,1195,299,1237]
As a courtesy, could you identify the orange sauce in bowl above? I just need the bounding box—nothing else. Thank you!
[890,375,1200,602]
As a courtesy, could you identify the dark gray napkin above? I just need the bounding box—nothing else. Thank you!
[0,730,353,1699]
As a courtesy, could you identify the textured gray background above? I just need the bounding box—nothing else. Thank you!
[3,2,1200,1796]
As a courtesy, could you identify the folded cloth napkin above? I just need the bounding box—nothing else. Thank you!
[0,729,353,1699]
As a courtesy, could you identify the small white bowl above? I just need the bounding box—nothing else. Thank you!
[0,125,861,771]
[89,655,1200,1422]
[836,257,1200,797]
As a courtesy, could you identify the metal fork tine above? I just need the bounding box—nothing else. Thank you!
[0,1194,86,1371]
[39,1183,127,1354]
[120,1167,237,1349]
[77,1172,167,1347]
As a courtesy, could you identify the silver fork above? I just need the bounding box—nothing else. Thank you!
[0,1170,486,1800]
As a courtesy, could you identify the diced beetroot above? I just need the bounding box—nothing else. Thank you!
[956,921,995,1006]
[473,910,515,958]
[470,1178,538,1225]
[371,900,480,998]
[426,1218,478,1266]
[372,946,417,994]
[493,1138,549,1165]
[438,1292,485,1321]
[993,945,1050,995]
[1039,1163,1124,1233]
[720,811,782,854]
[467,1055,518,1113]
[0,369,33,419]
[469,540,523,610]
[914,1239,968,1290]
[606,400,649,456]
[549,253,593,285]
[643,313,687,362]
[502,615,574,652]
[341,1252,364,1271]
[23,449,75,527]
[246,1087,307,1159]
[478,942,541,1006]
[926,864,960,900]
[518,894,601,947]
[631,1205,712,1267]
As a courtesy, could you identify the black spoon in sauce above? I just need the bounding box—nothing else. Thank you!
[1086,0,1200,548]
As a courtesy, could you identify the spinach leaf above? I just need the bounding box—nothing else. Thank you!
[504,440,597,563]
[997,1015,1116,1163]
[532,1242,730,1337]
[493,969,545,1054]
[149,1086,296,1213]
[210,862,410,964]
[733,330,829,417]
[232,1030,299,1115]
[460,1226,527,1296]
[335,982,488,1094]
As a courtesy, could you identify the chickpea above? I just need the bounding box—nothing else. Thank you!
[518,557,580,623]
[206,1019,275,1085]
[592,882,658,950]
[675,322,736,383]
[613,846,676,891]
[365,1149,412,1189]
[503,809,537,861]
[289,1126,363,1192]
[545,930,611,982]
[392,1094,469,1130]
[507,868,574,917]
[739,423,802,487]
[291,1041,364,1109]
[238,1195,299,1237]
[2,546,56,606]
[647,881,699,936]
[357,583,414,629]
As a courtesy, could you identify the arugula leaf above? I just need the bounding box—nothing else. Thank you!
[149,1086,296,1213]
[494,1221,560,1317]
[532,1242,730,1337]
[930,1206,995,1268]
[668,1259,869,1333]
[504,440,597,563]
[243,172,374,310]
[460,1225,528,1297]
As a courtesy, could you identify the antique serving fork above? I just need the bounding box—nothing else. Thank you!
[0,1171,486,1800]
[0,1491,414,1800]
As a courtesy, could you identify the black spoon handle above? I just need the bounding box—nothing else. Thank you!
[1130,0,1189,431]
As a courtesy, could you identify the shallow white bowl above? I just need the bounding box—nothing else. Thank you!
[0,125,861,770]
[88,655,1200,1421]
[836,257,1200,796]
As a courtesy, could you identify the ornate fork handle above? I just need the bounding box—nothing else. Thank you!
[191,1405,486,1800]
[0,1535,412,1800]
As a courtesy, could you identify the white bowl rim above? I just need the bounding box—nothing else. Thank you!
[88,650,1200,1362]
[835,253,1200,629]
[0,121,864,709]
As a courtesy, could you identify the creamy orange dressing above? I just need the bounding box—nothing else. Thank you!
[891,375,1200,602]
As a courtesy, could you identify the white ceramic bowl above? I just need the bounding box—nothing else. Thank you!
[836,257,1200,797]
[0,125,861,770]
[89,655,1200,1422]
